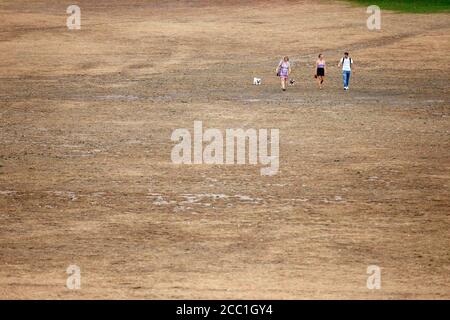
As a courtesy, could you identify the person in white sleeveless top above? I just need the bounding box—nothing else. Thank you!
[338,52,354,90]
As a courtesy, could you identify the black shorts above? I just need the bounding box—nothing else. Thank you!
[317,68,325,77]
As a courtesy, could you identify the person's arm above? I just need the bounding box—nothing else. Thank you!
[338,58,342,67]
[351,59,355,72]
[275,60,281,73]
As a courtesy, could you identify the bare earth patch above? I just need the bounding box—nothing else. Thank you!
[0,0,449,299]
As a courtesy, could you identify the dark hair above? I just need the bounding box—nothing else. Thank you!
[318,53,323,58]
[344,52,349,56]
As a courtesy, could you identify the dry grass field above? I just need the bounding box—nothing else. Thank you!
[0,0,449,299]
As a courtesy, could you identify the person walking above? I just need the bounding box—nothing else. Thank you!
[276,56,291,91]
[315,54,326,89]
[338,52,354,90]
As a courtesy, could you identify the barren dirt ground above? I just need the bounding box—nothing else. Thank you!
[0,0,449,299]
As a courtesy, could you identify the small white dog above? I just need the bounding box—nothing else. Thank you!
[253,77,262,85]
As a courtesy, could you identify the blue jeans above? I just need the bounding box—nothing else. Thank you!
[342,70,351,88]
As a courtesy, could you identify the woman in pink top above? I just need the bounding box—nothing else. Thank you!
[315,53,326,90]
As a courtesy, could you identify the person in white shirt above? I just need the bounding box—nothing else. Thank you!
[338,52,354,90]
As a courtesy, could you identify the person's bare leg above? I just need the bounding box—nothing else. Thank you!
[281,78,286,91]
[319,76,324,89]
[316,76,321,89]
